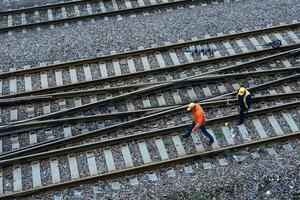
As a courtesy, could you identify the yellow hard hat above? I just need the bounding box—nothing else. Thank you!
[187,103,195,111]
[238,87,246,96]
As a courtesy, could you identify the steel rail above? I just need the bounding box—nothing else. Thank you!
[0,0,189,32]
[11,55,299,124]
[1,73,298,160]
[1,44,298,100]
[0,0,90,15]
[1,91,299,136]
[3,47,299,127]
[0,130,298,199]
[0,107,166,136]
[0,94,299,162]
[0,84,140,103]
[0,23,299,78]
[0,65,299,105]
[0,91,300,131]
[2,66,299,129]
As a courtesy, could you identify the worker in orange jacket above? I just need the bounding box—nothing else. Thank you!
[183,103,214,144]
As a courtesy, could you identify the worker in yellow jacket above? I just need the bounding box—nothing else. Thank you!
[237,87,253,125]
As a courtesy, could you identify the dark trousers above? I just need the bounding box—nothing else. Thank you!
[187,121,214,143]
[239,96,252,124]
[239,107,247,123]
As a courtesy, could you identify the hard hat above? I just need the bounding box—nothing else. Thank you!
[187,103,195,111]
[238,87,246,96]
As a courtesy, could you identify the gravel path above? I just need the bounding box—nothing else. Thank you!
[0,0,299,71]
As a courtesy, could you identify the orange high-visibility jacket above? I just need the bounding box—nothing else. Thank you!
[192,104,206,125]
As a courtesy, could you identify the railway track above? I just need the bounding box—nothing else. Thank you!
[0,0,191,32]
[0,97,299,198]
[0,51,299,104]
[0,23,299,96]
[1,69,299,157]
[0,48,299,156]
[0,0,87,14]
[1,65,299,126]
[1,50,299,124]
[1,90,299,159]
[0,24,299,126]
[0,89,299,129]
[0,45,299,101]
[0,7,299,197]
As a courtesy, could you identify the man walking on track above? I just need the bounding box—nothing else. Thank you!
[237,87,253,125]
[183,102,214,145]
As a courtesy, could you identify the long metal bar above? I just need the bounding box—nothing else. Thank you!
[1,69,300,134]
[0,108,164,135]
[0,66,299,104]
[1,91,298,136]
